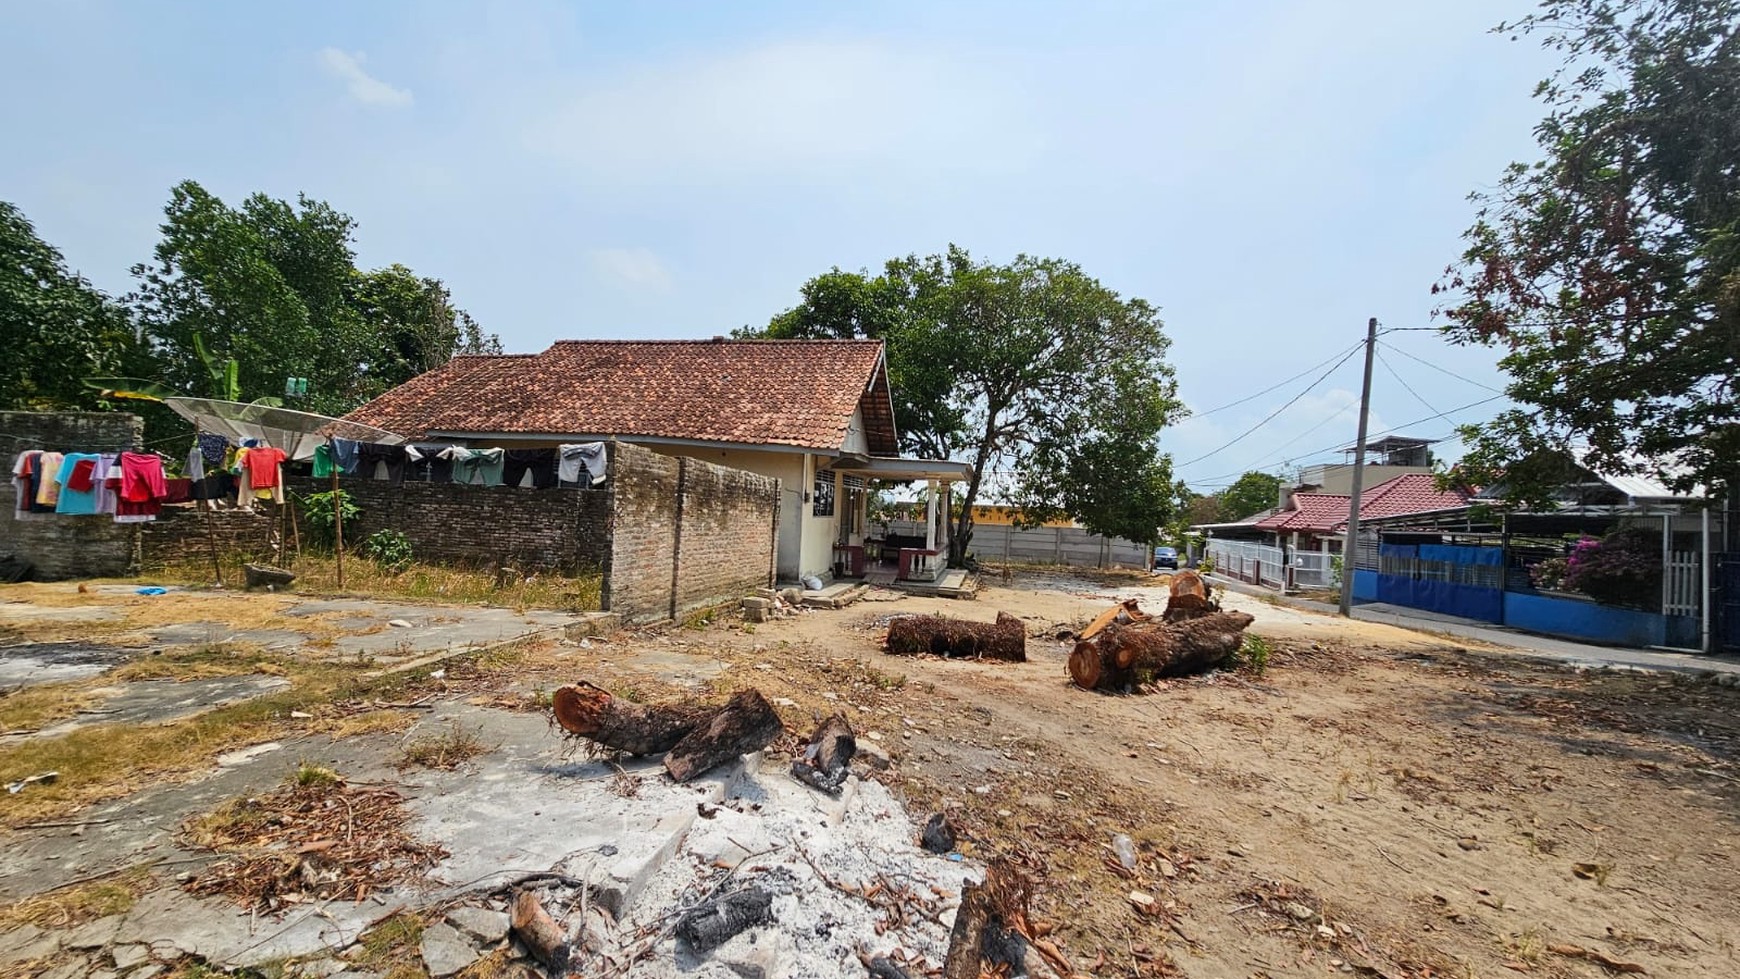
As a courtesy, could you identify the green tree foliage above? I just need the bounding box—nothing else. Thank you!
[0,202,140,409]
[752,246,1181,558]
[128,180,498,415]
[1437,0,1740,505]
[1217,471,1283,521]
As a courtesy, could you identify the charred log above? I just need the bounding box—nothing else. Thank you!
[675,886,775,953]
[663,688,785,783]
[885,612,1026,662]
[510,889,572,974]
[791,713,856,794]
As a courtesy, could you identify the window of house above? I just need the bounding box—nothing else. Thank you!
[812,476,834,517]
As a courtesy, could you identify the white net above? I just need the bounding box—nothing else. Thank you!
[162,398,405,461]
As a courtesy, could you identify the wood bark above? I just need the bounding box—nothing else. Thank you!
[886,611,1026,661]
[663,688,785,782]
[675,886,774,952]
[1163,569,1217,622]
[1067,611,1256,690]
[550,681,717,756]
[942,860,1031,979]
[1078,598,1149,641]
[790,713,856,794]
[510,889,571,974]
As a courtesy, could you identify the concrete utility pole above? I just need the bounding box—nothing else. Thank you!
[1338,317,1379,617]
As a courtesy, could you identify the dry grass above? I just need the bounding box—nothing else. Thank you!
[144,550,603,612]
[105,642,271,682]
[351,911,433,979]
[395,720,490,770]
[0,682,100,734]
[0,863,155,928]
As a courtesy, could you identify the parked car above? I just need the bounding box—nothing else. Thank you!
[1152,546,1179,571]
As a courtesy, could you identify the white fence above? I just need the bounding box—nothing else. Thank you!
[884,520,1150,569]
[1207,540,1337,592]
[1665,550,1701,617]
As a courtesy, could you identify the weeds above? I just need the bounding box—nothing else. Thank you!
[395,721,489,770]
[1235,634,1272,674]
[290,762,341,788]
[0,863,154,928]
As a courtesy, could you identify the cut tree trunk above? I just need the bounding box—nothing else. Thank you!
[510,889,571,974]
[1163,569,1217,622]
[886,612,1026,661]
[1078,599,1150,641]
[663,688,785,783]
[1067,611,1256,690]
[550,681,718,756]
[790,713,856,794]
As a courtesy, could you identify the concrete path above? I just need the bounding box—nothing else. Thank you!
[1209,575,1740,679]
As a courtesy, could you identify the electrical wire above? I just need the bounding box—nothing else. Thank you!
[1175,345,1364,468]
[1380,341,1507,394]
[1185,340,1365,419]
[1375,344,1441,416]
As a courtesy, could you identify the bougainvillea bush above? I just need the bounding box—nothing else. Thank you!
[1562,528,1663,609]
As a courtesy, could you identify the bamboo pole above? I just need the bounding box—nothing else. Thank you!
[330,436,345,590]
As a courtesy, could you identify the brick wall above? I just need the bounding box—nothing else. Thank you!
[135,439,778,623]
[0,411,143,579]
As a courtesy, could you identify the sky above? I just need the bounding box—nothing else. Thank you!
[2,0,1561,491]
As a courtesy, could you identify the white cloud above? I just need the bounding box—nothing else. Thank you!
[318,48,413,108]
[584,247,674,292]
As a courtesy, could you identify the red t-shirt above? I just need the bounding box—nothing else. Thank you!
[245,447,288,489]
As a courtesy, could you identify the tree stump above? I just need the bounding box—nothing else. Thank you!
[790,713,856,794]
[663,688,784,782]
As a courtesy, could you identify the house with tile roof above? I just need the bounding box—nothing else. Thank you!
[344,338,971,582]
[1249,473,1472,550]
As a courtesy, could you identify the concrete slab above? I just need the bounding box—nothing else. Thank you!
[113,885,382,968]
[144,622,312,649]
[0,641,134,688]
[33,675,291,739]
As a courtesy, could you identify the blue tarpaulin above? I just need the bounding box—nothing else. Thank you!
[1374,543,1503,622]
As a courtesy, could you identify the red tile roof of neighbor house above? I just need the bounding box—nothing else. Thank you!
[344,339,900,454]
[1254,474,1469,533]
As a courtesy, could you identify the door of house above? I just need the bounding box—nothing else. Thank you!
[1720,554,1740,653]
[777,487,802,582]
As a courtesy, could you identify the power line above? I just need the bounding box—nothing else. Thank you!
[1184,340,1365,419]
[1176,345,1363,468]
[1375,344,1440,416]
[1381,341,1507,394]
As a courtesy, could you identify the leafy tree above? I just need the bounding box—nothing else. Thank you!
[0,201,139,409]
[753,246,1181,561]
[349,264,502,393]
[1217,471,1283,521]
[1437,0,1740,520]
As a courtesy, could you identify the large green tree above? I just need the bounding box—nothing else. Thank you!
[0,202,140,410]
[752,246,1181,559]
[128,181,498,416]
[1437,0,1740,521]
[1217,471,1283,522]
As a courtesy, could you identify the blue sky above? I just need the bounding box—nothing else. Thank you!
[3,0,1559,489]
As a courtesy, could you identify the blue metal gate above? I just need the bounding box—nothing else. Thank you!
[1721,554,1740,652]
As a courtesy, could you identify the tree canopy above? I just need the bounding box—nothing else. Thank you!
[1437,0,1740,507]
[1217,471,1283,522]
[1,182,499,418]
[750,246,1181,555]
[0,202,140,410]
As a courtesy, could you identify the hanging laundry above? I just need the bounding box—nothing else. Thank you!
[53,453,106,515]
[185,443,205,482]
[405,443,456,483]
[502,448,558,489]
[358,444,407,485]
[189,471,235,503]
[312,443,334,479]
[331,438,360,475]
[11,451,50,521]
[114,451,167,522]
[558,443,608,487]
[33,451,65,509]
[197,432,229,466]
[453,447,504,486]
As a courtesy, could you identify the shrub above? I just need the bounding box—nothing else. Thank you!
[298,490,359,550]
[362,529,414,574]
[1562,528,1662,609]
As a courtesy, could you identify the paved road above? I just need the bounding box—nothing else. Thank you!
[1207,575,1740,679]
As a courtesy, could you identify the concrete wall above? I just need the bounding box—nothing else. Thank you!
[0,411,144,579]
[886,518,1148,568]
[638,443,840,581]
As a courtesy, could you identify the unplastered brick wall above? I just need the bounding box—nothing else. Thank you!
[0,411,144,579]
[606,442,780,623]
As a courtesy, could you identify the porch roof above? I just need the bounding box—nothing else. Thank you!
[831,455,974,482]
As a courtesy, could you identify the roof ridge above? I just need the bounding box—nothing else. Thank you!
[544,338,883,346]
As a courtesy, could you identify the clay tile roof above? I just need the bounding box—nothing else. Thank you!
[1252,475,1469,534]
[344,339,897,453]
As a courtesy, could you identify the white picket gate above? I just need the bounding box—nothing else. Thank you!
[1664,551,1701,617]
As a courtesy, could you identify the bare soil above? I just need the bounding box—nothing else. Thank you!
[649,575,1740,978]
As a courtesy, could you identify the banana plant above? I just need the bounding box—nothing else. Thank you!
[87,332,281,407]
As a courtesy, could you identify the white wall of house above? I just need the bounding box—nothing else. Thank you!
[643,444,839,581]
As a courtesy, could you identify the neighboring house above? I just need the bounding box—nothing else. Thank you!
[1251,473,1472,553]
[344,339,971,582]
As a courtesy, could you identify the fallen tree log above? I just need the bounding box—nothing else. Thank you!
[886,612,1026,661]
[790,713,856,794]
[664,688,785,783]
[676,886,774,952]
[1067,611,1256,690]
[550,681,718,756]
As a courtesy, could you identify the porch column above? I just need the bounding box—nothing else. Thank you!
[939,481,951,554]
[924,480,939,552]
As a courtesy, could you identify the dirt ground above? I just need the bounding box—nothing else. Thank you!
[3,571,1739,978]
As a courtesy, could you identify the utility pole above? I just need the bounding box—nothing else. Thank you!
[1339,317,1379,617]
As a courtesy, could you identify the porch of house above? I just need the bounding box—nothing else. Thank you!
[825,456,980,599]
